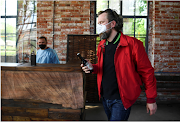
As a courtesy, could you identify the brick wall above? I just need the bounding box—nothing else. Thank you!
[148,1,180,72]
[37,1,91,64]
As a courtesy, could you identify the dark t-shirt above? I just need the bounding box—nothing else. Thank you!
[101,32,121,100]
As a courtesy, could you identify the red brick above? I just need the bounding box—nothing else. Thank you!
[168,63,176,65]
[149,1,180,72]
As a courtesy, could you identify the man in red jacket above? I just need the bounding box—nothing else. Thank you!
[81,8,157,121]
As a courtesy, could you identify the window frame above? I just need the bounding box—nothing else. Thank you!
[1,0,37,63]
[1,0,18,62]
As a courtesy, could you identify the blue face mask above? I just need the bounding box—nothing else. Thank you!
[96,21,112,34]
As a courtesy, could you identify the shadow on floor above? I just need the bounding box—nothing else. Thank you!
[84,102,180,121]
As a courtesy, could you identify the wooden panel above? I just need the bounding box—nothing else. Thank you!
[67,34,99,103]
[67,34,98,64]
[13,116,31,121]
[1,99,84,121]
[49,113,81,120]
[2,106,48,118]
[49,108,81,113]
[48,108,81,120]
[1,70,84,109]
[2,99,63,109]
[1,116,13,121]
[30,117,66,121]
[1,115,74,121]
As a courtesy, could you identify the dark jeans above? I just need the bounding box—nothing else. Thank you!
[102,97,131,121]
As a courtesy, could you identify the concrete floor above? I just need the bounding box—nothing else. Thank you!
[84,102,180,121]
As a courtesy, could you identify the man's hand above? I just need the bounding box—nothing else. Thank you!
[81,64,91,73]
[80,59,93,73]
[146,102,157,115]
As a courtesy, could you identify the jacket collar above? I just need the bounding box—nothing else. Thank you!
[118,32,128,47]
[99,31,128,48]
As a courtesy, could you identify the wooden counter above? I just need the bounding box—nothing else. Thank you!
[1,63,86,121]
[1,62,82,72]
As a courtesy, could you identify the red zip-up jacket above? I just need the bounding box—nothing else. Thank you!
[92,32,157,109]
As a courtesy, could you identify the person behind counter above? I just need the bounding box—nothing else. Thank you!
[36,36,60,64]
[81,8,157,121]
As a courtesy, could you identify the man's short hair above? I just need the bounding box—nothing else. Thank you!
[38,36,47,42]
[97,9,123,32]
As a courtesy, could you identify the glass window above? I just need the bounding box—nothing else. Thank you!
[0,0,5,16]
[135,18,147,47]
[122,0,147,16]
[123,18,134,37]
[109,0,120,14]
[123,18,147,46]
[6,18,16,34]
[0,18,5,62]
[1,0,17,63]
[135,18,147,35]
[6,0,17,16]
[96,0,108,14]
[0,18,5,59]
[136,0,147,16]
[122,0,135,16]
[5,39,16,56]
[6,18,16,62]
[1,0,37,63]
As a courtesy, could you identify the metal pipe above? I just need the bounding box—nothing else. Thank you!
[134,0,136,38]
[16,0,18,63]
[146,1,150,53]
[94,1,96,34]
[53,1,55,49]
[5,0,7,62]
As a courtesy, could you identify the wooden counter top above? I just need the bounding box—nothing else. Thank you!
[1,63,82,72]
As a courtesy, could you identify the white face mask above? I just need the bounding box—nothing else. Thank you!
[96,21,112,34]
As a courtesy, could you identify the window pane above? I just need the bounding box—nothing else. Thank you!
[0,0,5,16]
[6,18,16,33]
[135,0,147,16]
[0,18,5,39]
[122,0,135,16]
[0,18,5,62]
[6,36,16,56]
[123,18,134,37]
[6,0,17,16]
[135,18,147,35]
[135,18,147,47]
[96,0,108,14]
[109,0,120,14]
[6,36,16,63]
[1,37,5,62]
[6,18,16,62]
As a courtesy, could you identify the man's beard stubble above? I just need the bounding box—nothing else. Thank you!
[100,29,112,40]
